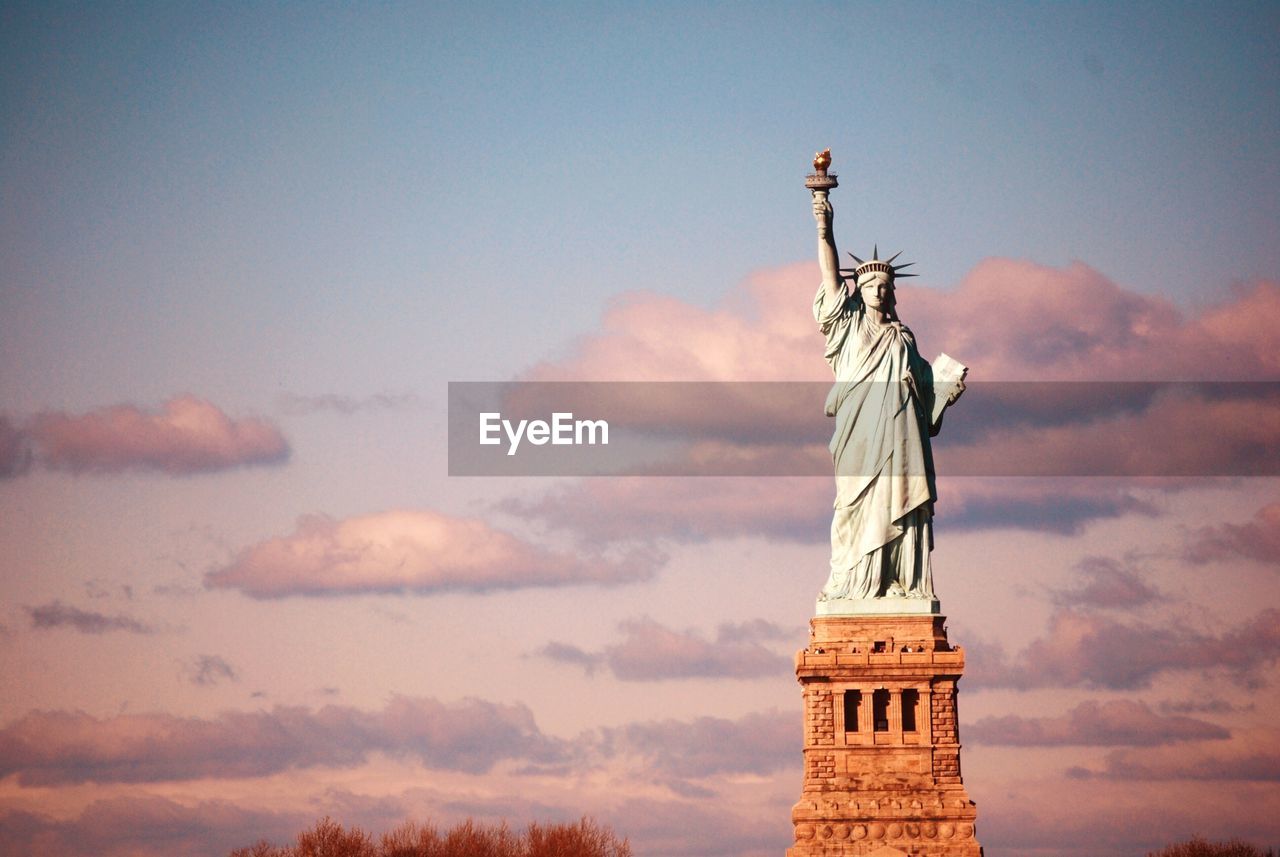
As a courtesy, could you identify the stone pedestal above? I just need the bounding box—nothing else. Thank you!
[787,614,981,857]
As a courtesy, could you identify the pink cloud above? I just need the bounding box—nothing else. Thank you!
[1185,500,1280,565]
[523,264,822,383]
[540,617,792,681]
[206,509,658,598]
[28,395,288,475]
[490,263,1279,530]
[524,262,1280,384]
[907,265,1280,382]
[0,697,565,786]
[969,607,1280,690]
[967,699,1228,746]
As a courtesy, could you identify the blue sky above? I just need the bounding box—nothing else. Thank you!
[5,1,1278,412]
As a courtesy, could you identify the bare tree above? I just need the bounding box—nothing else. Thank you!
[1149,837,1277,857]
[231,816,631,857]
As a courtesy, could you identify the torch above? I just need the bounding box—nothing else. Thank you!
[805,148,838,201]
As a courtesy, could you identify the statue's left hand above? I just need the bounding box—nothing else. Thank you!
[947,380,966,406]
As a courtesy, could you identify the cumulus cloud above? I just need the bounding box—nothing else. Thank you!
[186,655,238,686]
[907,265,1280,382]
[206,509,658,598]
[1184,500,1280,565]
[1049,556,1163,609]
[26,601,155,634]
[969,607,1280,690]
[521,265,818,383]
[967,699,1228,746]
[0,696,565,786]
[524,262,1280,385]
[25,396,288,475]
[539,617,791,680]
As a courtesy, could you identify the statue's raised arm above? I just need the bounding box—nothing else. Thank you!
[808,150,844,305]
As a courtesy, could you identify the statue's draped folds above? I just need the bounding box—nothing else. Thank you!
[814,282,938,601]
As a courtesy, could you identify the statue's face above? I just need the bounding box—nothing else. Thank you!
[859,275,894,310]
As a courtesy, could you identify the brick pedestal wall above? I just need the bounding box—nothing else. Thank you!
[787,615,982,857]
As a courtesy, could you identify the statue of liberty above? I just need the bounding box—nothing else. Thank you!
[807,151,966,610]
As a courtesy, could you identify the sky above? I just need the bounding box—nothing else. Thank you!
[1,1,1279,855]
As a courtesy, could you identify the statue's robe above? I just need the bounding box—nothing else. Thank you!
[814,282,938,600]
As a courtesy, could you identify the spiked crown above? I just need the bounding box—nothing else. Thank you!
[839,245,917,283]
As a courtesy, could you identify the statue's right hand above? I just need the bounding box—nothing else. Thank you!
[812,193,832,233]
